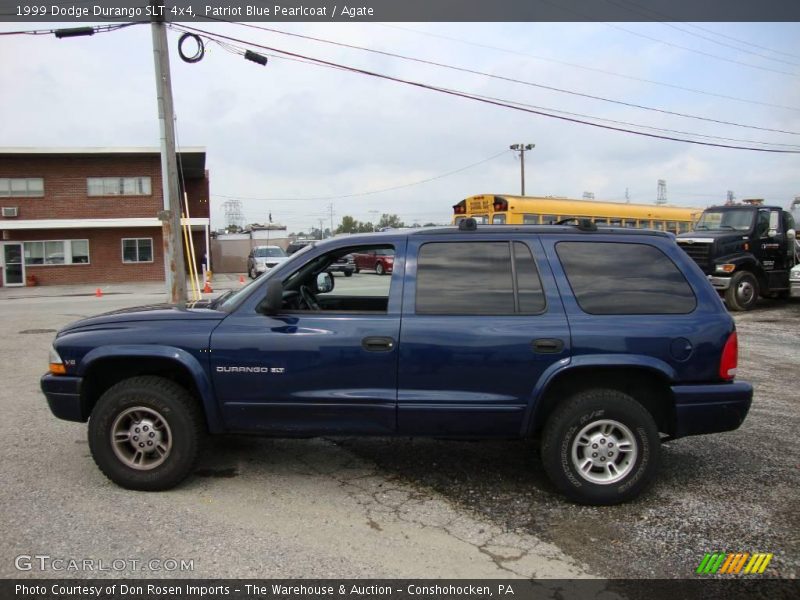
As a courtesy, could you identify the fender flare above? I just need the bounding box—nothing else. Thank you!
[79,345,223,433]
[522,354,677,435]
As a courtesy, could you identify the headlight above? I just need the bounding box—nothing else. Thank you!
[791,270,800,281]
[49,346,66,375]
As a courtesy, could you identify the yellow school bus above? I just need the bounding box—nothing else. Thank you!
[453,194,702,234]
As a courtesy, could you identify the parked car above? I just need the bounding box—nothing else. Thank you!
[327,253,355,277]
[41,219,752,505]
[791,263,800,298]
[286,239,314,255]
[353,248,394,275]
[246,245,288,279]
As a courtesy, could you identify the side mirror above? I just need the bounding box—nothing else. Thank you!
[262,279,283,314]
[316,271,334,294]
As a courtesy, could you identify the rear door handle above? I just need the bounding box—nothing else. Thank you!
[362,336,395,352]
[532,338,564,354]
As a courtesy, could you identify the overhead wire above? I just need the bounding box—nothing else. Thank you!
[206,19,800,136]
[171,24,800,154]
[601,0,800,68]
[211,150,512,202]
[373,24,800,114]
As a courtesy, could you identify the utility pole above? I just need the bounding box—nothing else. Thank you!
[328,203,334,235]
[509,143,535,196]
[150,0,187,304]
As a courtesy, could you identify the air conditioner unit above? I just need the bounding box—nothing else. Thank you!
[1,207,18,218]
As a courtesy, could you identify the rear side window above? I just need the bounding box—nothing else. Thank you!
[556,242,696,314]
[416,241,545,315]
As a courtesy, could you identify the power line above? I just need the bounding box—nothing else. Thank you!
[603,22,799,78]
[211,150,511,202]
[0,22,140,36]
[601,0,800,67]
[212,20,800,136]
[373,24,800,114]
[171,24,800,154]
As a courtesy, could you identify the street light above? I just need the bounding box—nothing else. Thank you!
[510,143,535,196]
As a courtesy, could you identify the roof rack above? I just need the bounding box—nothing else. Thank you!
[555,217,597,231]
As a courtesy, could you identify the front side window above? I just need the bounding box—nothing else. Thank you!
[122,238,153,263]
[416,241,546,315]
[280,244,395,313]
[88,177,152,196]
[492,214,507,224]
[0,178,44,197]
[556,241,696,315]
[23,239,89,265]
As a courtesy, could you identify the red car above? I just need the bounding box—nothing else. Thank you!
[353,248,394,275]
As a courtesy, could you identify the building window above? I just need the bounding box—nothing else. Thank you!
[122,238,153,263]
[0,178,44,197]
[87,177,152,196]
[23,239,90,265]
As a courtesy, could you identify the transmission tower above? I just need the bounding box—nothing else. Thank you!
[656,179,667,205]
[222,199,244,229]
[582,191,595,200]
[726,190,736,205]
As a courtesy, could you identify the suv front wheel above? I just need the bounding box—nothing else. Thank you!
[88,376,204,491]
[541,389,660,505]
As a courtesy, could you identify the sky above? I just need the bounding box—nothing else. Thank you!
[1,19,799,233]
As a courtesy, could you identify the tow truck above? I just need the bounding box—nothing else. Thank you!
[677,199,797,311]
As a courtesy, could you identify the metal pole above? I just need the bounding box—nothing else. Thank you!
[150,0,187,304]
[520,147,526,196]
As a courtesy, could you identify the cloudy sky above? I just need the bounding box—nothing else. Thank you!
[1,19,799,232]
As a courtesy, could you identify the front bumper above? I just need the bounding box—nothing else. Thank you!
[329,264,355,274]
[791,282,800,298]
[40,373,85,422]
[672,381,753,438]
[708,275,732,290]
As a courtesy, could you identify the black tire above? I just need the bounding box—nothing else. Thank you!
[541,389,660,505]
[724,270,759,311]
[344,270,353,277]
[375,262,385,276]
[248,265,256,280]
[88,376,205,491]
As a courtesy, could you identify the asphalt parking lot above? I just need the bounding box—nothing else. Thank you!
[0,275,797,580]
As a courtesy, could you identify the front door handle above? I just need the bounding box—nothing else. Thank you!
[532,338,564,354]
[362,336,395,352]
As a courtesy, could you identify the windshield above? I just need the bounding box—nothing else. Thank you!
[215,242,315,312]
[254,247,286,258]
[695,209,754,231]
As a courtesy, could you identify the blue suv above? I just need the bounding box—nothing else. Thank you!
[41,220,752,504]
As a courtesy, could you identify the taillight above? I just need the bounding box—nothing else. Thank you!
[719,331,738,380]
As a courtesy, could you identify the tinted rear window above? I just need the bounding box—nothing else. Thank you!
[416,241,546,315]
[556,241,696,314]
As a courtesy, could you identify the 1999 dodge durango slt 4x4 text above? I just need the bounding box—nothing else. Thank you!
[41,220,753,504]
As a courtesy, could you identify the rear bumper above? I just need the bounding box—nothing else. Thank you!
[672,381,753,438]
[40,373,85,422]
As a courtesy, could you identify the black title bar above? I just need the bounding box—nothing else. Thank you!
[1,0,800,23]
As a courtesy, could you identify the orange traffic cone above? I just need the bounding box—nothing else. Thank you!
[239,275,245,284]
[95,288,103,298]
[202,280,213,293]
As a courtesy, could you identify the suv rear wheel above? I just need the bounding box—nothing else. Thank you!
[541,389,660,505]
[88,376,204,491]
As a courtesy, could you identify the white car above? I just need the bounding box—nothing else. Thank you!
[247,245,289,279]
[791,263,800,298]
